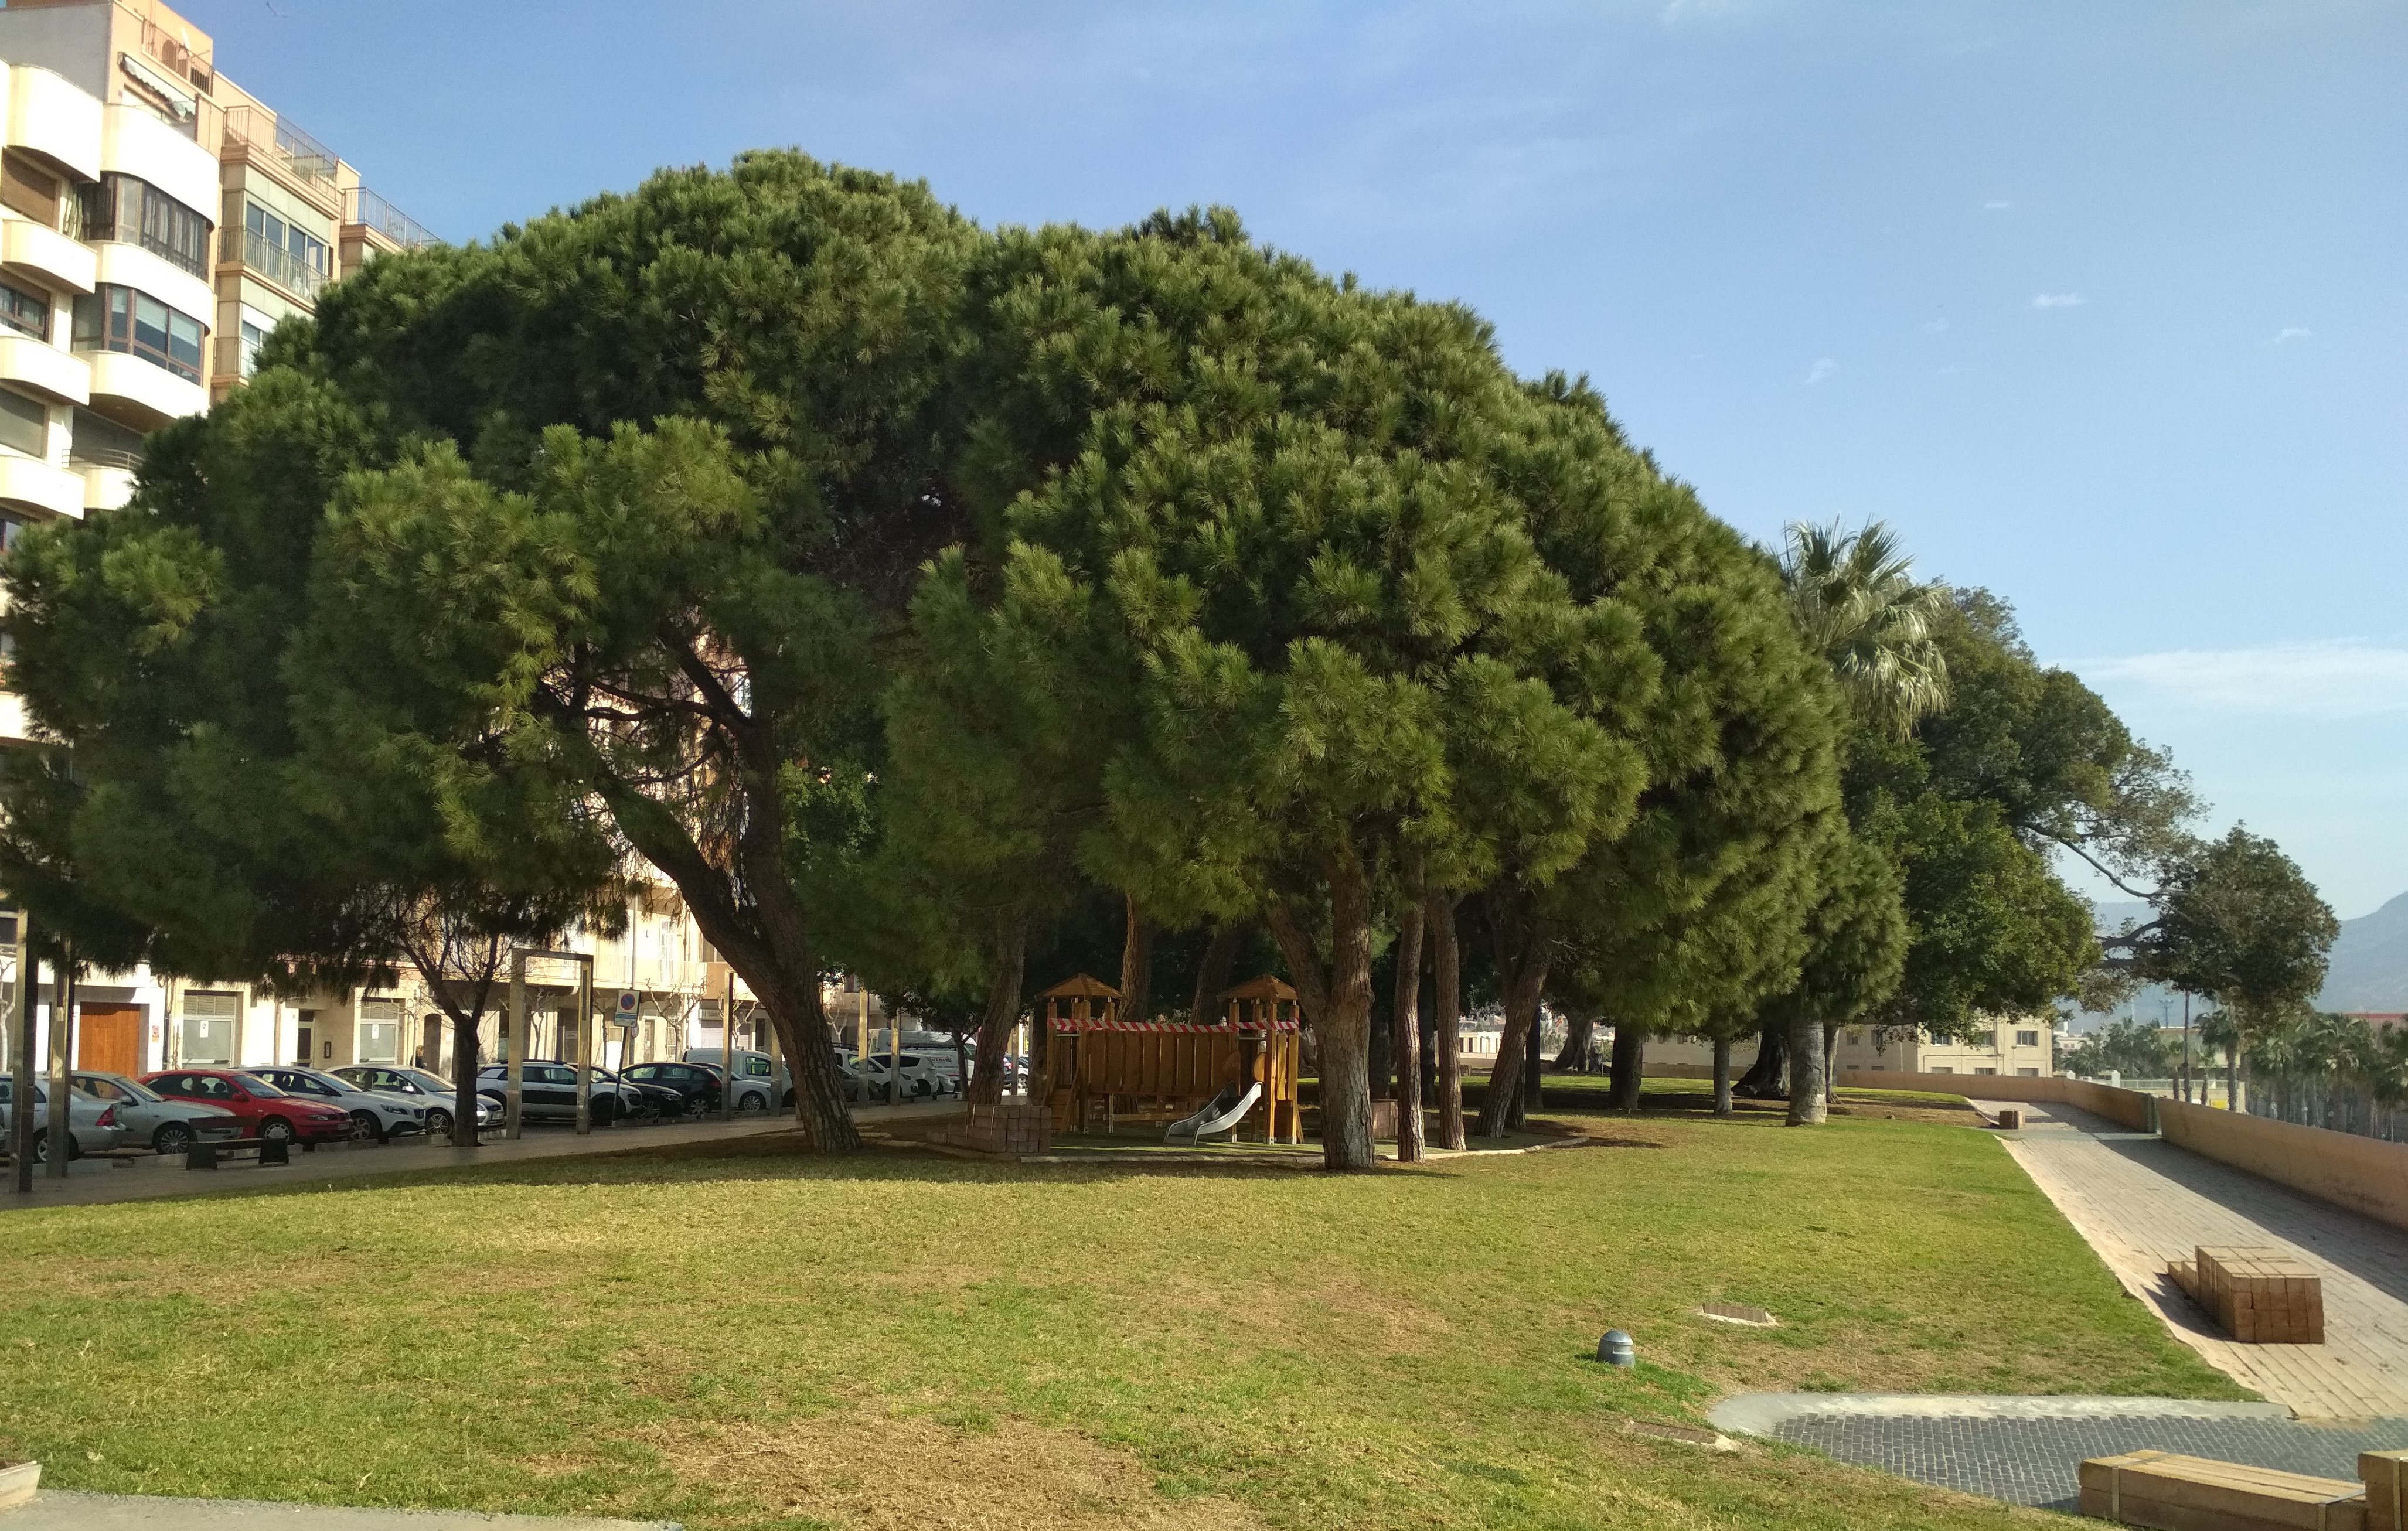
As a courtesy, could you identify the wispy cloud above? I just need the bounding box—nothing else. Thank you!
[1804,356,1837,385]
[2080,641,2408,721]
[1922,316,1950,334]
[1983,199,2011,210]
[2031,292,2085,310]
[2273,326,2312,344]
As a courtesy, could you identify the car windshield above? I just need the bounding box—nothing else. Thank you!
[396,1070,449,1092]
[305,1072,366,1094]
[236,1076,288,1097]
[83,1074,164,1103]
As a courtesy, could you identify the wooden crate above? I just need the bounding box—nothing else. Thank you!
[2079,1450,2363,1530]
[2364,1451,2408,1531]
[1996,1108,2024,1129]
[2180,1246,2326,1344]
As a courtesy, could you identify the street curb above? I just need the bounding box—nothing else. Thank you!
[1707,1393,2292,1437]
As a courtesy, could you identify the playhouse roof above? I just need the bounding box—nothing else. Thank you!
[1219,974,1299,1002]
[1041,973,1123,1000]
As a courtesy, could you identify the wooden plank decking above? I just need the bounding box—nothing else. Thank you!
[1987,1099,2408,1420]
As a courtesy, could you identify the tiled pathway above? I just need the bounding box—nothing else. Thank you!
[1985,1098,2408,1417]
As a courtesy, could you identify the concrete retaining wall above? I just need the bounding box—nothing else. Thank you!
[2158,1095,2408,1234]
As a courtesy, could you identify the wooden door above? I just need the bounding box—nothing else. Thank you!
[77,1004,144,1076]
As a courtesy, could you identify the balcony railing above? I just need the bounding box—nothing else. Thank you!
[342,187,437,250]
[220,106,338,192]
[137,16,214,96]
[232,229,325,299]
[69,443,142,472]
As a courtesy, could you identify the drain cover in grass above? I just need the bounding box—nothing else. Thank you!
[1697,1301,1776,1327]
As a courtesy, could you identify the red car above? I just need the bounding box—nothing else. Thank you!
[140,1069,356,1145]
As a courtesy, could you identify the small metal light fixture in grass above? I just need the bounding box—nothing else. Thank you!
[1597,1329,1636,1368]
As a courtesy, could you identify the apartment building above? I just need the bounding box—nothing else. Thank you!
[1647,1017,2058,1079]
[0,0,435,1085]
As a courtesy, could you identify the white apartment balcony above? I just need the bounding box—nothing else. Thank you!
[98,104,219,220]
[83,350,204,429]
[93,243,212,332]
[80,462,135,512]
[1,214,96,296]
[0,451,86,520]
[5,66,103,183]
[0,691,32,746]
[0,334,88,405]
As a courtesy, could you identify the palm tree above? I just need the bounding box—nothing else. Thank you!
[1780,520,1951,739]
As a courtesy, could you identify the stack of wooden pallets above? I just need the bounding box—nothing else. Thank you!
[2078,1448,2408,1531]
[2167,1244,2325,1344]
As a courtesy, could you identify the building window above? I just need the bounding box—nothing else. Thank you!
[239,319,265,377]
[0,387,46,459]
[0,515,27,556]
[180,991,240,1066]
[2016,1067,2039,1077]
[240,201,326,298]
[1844,1029,1864,1046]
[1930,1066,1954,1074]
[357,998,402,1064]
[68,408,145,471]
[1973,1066,1997,1076]
[72,285,206,382]
[1,150,61,229]
[75,174,213,279]
[2015,1029,2041,1048]
[0,281,48,340]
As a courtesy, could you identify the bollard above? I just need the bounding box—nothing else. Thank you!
[1598,1329,1636,1369]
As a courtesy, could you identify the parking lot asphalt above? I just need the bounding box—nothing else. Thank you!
[0,1488,677,1529]
[0,1100,963,1211]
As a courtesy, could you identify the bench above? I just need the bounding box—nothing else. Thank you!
[2080,1450,2363,1530]
[186,1137,290,1170]
[2368,1451,2408,1531]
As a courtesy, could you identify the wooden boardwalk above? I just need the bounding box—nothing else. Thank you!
[1988,1099,2408,1419]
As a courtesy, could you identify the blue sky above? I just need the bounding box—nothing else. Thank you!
[175,0,2408,916]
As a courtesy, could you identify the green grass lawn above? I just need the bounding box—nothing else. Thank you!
[0,1076,2241,1530]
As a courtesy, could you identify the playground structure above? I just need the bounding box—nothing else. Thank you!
[1040,973,1303,1143]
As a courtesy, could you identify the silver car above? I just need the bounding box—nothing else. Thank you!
[332,1065,498,1140]
[246,1066,427,1144]
[0,1078,128,1161]
[71,1070,243,1155]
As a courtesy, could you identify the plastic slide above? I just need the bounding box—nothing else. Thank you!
[1164,1081,1263,1144]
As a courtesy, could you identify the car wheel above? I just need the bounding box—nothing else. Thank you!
[259,1116,297,1145]
[153,1121,195,1156]
[425,1109,454,1140]
[30,1127,50,1164]
[350,1110,383,1143]
[737,1090,767,1114]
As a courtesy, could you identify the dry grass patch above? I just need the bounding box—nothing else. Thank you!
[641,1410,1266,1531]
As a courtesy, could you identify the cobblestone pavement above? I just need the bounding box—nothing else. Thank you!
[1763,1408,2408,1510]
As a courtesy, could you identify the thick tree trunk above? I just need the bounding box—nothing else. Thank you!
[1607,1024,1646,1113]
[451,1014,481,1147]
[1554,1013,1598,1072]
[1476,885,1552,1139]
[1785,1012,1827,1126]
[1392,899,1425,1164]
[1118,896,1156,1023]
[1712,1036,1735,1117]
[968,907,1027,1106]
[1265,844,1381,1172]
[1188,920,1245,1029]
[1428,893,1467,1150]
[1734,1021,1785,1098]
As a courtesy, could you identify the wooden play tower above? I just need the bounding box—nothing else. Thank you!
[1040,973,1302,1143]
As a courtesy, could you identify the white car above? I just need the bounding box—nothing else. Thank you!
[0,1078,127,1161]
[71,1070,243,1155]
[246,1066,427,1144]
[680,1048,788,1113]
[850,1052,947,1101]
[332,1065,499,1140]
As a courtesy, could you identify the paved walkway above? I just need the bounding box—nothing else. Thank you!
[2,1102,961,1211]
[1983,1097,2408,1418]
[0,1489,673,1529]
[1712,1393,2406,1511]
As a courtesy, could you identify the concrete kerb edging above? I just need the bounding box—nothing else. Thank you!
[0,1488,677,1529]
[1706,1393,2293,1438]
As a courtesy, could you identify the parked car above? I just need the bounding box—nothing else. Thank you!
[331,1065,499,1140]
[0,1078,127,1161]
[622,1061,722,1115]
[141,1069,356,1146]
[246,1066,428,1144]
[70,1071,243,1155]
[592,1067,685,1120]
[474,1062,648,1125]
[680,1048,788,1113]
[850,1052,945,1101]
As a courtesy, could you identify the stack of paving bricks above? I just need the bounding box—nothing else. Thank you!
[960,1101,1051,1156]
[2168,1245,2327,1344]
[2079,1450,2363,1530]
